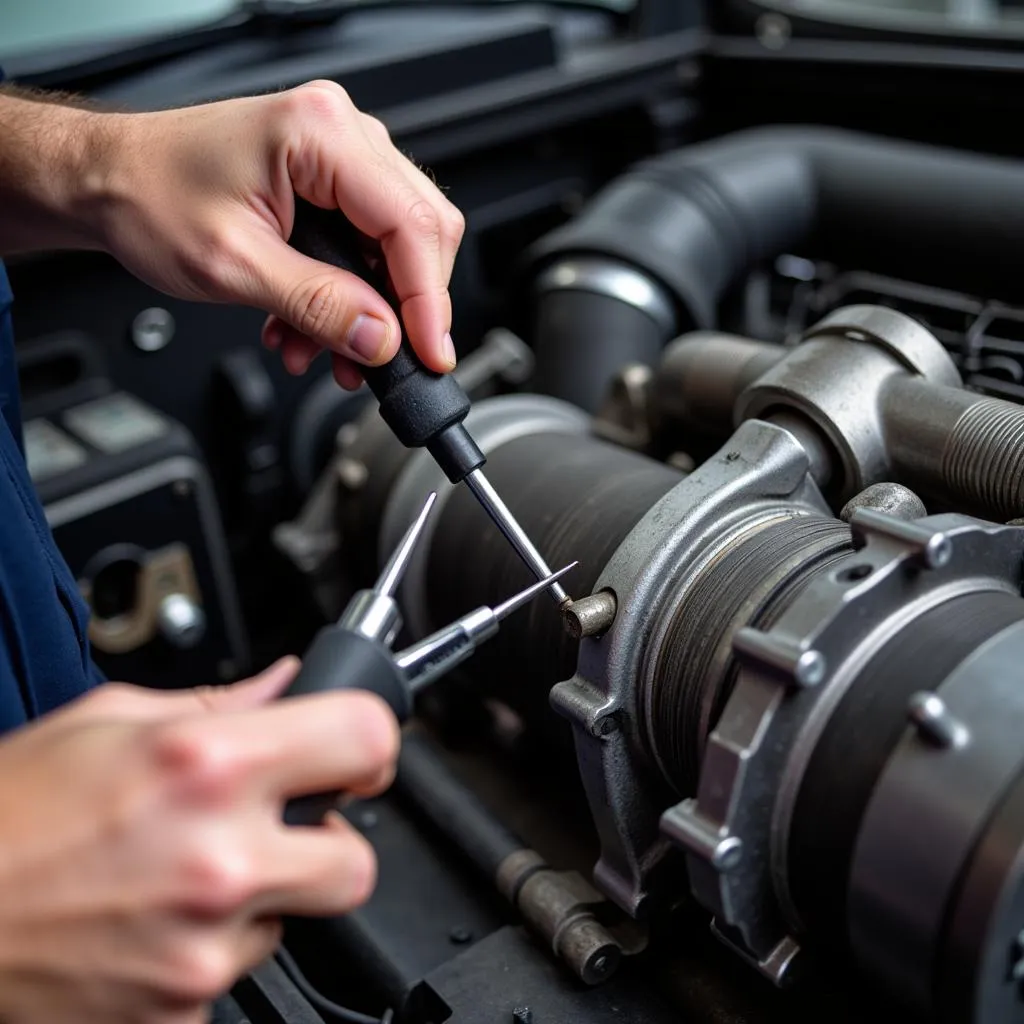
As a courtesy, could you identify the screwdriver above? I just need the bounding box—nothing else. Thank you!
[282,492,577,826]
[288,198,569,606]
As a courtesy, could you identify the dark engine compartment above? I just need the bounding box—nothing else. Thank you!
[8,2,1024,1022]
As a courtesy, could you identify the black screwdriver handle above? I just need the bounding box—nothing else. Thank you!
[281,625,411,827]
[289,199,484,481]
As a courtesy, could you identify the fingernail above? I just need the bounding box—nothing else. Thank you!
[442,332,456,369]
[348,315,390,363]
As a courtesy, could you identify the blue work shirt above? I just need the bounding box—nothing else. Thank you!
[0,263,101,731]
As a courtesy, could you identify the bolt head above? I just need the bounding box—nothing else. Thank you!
[794,650,826,687]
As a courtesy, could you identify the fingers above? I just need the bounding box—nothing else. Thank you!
[239,224,401,367]
[250,812,378,917]
[190,657,300,714]
[283,84,463,373]
[147,689,400,809]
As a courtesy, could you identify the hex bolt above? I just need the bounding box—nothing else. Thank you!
[907,691,970,749]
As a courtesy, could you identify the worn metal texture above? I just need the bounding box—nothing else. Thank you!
[663,512,1024,977]
[850,618,1024,1014]
[550,418,830,918]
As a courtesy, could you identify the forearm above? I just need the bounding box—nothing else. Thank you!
[0,87,124,256]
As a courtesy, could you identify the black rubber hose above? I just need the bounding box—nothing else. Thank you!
[531,290,666,413]
[393,731,526,882]
[524,126,1024,407]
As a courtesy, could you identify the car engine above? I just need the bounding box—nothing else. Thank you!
[7,3,1024,1022]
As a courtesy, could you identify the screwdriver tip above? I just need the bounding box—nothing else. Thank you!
[493,561,579,621]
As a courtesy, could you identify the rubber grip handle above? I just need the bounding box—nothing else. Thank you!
[288,198,472,449]
[281,626,410,827]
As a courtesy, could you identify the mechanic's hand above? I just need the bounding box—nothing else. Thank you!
[97,81,465,389]
[0,657,399,1024]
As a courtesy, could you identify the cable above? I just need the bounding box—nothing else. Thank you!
[274,946,394,1024]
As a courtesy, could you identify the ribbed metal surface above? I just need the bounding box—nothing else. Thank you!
[943,399,1024,521]
[644,513,854,795]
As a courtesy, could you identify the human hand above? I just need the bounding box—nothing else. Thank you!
[92,82,464,389]
[0,657,399,1024]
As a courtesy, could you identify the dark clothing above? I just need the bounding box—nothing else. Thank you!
[0,263,101,731]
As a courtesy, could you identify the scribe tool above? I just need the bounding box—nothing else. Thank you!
[288,198,570,606]
[282,491,576,825]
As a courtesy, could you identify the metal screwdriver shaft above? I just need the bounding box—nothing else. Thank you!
[396,562,578,693]
[464,469,568,605]
[287,199,572,607]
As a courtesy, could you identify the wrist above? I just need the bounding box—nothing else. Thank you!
[0,90,131,255]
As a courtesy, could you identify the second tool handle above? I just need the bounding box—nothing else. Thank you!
[288,198,480,477]
[280,625,411,827]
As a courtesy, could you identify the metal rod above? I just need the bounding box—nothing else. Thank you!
[464,469,569,604]
[375,491,436,597]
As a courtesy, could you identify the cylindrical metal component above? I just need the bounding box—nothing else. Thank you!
[643,512,853,795]
[563,591,618,640]
[786,592,1024,951]
[654,332,785,435]
[884,377,1024,521]
[424,432,683,718]
[532,259,675,413]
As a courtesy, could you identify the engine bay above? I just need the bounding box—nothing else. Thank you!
[6,3,1024,1022]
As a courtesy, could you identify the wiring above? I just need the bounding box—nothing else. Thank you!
[275,946,394,1024]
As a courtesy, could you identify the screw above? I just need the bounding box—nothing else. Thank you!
[449,926,473,945]
[131,307,175,352]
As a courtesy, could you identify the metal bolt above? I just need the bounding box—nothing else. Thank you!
[710,836,744,872]
[512,1008,533,1024]
[733,628,827,688]
[908,691,970,749]
[131,307,175,352]
[156,593,206,650]
[755,12,791,49]
[563,591,617,639]
[337,457,369,492]
[849,508,952,569]
[449,926,473,945]
[596,715,618,737]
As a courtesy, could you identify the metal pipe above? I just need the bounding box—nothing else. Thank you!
[883,376,1024,520]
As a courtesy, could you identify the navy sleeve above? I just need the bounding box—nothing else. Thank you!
[0,261,102,730]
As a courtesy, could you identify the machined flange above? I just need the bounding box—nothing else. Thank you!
[660,511,1024,981]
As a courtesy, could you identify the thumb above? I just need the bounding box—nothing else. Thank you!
[239,228,401,368]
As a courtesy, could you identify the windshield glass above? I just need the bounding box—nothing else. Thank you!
[2,0,235,59]
[755,0,1024,35]
[1,0,634,63]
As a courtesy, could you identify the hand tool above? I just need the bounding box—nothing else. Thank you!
[288,198,570,606]
[282,491,577,825]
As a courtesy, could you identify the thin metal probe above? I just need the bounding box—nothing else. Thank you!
[396,562,577,691]
[375,491,437,596]
[464,468,569,605]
